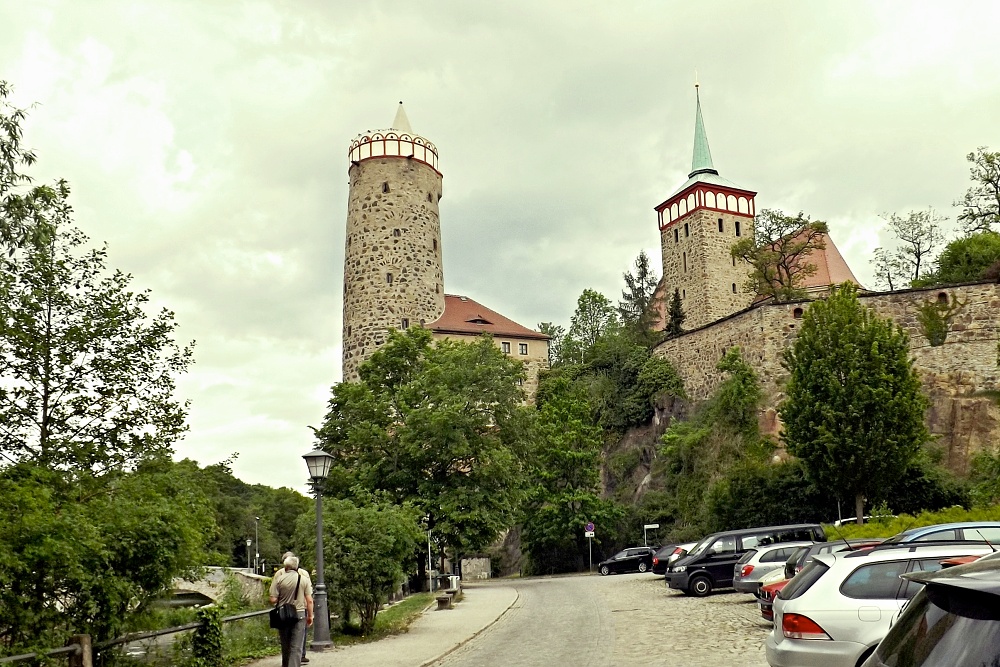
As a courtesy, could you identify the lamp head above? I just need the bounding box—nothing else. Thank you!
[303,449,335,481]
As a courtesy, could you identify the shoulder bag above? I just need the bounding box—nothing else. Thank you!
[269,571,302,629]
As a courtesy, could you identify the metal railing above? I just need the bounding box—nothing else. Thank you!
[0,644,82,665]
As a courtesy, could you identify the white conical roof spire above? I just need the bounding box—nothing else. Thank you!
[391,101,413,133]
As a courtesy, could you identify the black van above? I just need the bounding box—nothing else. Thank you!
[664,523,826,597]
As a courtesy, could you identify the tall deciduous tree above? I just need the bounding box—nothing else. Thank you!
[565,289,618,360]
[872,209,946,289]
[731,209,829,301]
[780,284,929,524]
[537,321,565,366]
[956,147,1000,235]
[932,231,1000,284]
[315,328,531,556]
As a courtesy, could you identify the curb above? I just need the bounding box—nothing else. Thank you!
[417,588,520,667]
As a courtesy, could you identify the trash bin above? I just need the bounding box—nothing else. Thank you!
[448,575,461,590]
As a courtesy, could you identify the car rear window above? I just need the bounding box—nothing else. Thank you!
[963,526,1000,543]
[913,529,958,542]
[779,559,828,600]
[737,550,757,565]
[840,561,907,599]
[872,586,1000,666]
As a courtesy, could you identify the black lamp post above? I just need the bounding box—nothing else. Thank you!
[303,449,334,651]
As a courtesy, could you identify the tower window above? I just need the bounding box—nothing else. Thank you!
[382,182,390,193]
[393,229,401,237]
[732,256,736,266]
[501,342,511,354]
[519,343,528,355]
[735,220,742,237]
[684,223,690,237]
[402,318,409,329]
[937,292,948,304]
[682,289,686,299]
[419,319,425,326]
[436,284,440,293]
[433,239,438,251]
[683,252,687,273]
[718,218,724,232]
[427,193,432,202]
[674,229,679,243]
[347,326,352,336]
[732,283,737,293]
[386,273,393,284]
[793,308,804,319]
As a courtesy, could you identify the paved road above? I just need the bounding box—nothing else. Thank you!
[434,574,772,667]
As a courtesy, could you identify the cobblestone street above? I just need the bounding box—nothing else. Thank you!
[436,573,772,667]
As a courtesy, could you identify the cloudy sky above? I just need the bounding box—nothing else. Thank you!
[2,1,998,490]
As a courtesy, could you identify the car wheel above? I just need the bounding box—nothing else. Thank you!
[688,575,713,597]
[638,562,648,573]
[600,565,610,576]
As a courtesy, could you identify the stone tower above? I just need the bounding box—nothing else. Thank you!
[342,104,445,381]
[655,86,757,329]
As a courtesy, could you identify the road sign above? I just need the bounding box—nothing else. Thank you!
[643,523,660,529]
[585,521,595,532]
[585,531,595,538]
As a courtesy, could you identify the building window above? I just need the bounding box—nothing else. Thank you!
[386,272,393,284]
[937,292,948,304]
[793,308,804,319]
[427,192,433,202]
[435,284,440,293]
[735,220,742,237]
[718,218,724,232]
[682,289,686,299]
[683,252,687,272]
[732,283,737,293]
[393,229,401,237]
[347,326,352,336]
[501,341,511,354]
[674,228,679,243]
[419,319,425,326]
[433,239,438,251]
[401,318,409,329]
[382,182,390,193]
[519,343,528,355]
[684,223,690,237]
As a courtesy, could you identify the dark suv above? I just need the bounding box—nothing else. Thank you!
[862,557,1000,667]
[598,546,656,575]
[665,523,826,596]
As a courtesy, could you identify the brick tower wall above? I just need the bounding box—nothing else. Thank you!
[342,157,445,381]
[660,208,755,329]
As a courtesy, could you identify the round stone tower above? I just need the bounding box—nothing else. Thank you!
[342,103,445,381]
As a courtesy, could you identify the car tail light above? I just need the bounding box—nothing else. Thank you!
[782,613,831,640]
[652,557,659,565]
[740,565,754,578]
[671,547,682,554]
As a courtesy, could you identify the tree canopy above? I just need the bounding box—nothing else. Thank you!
[731,208,829,301]
[780,284,929,523]
[931,231,1000,284]
[872,209,946,290]
[956,147,1000,235]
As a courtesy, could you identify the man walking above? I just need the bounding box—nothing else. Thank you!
[270,553,313,667]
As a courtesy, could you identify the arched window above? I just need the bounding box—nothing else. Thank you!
[386,273,393,284]
[683,252,687,272]
[382,182,390,193]
[937,292,949,304]
[793,308,804,319]
[732,283,737,293]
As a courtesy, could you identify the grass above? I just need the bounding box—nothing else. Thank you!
[333,592,436,646]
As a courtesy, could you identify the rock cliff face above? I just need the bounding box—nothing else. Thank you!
[653,282,1000,476]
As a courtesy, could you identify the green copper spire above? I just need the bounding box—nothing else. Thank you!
[689,85,718,178]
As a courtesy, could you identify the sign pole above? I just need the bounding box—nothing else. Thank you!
[589,535,592,572]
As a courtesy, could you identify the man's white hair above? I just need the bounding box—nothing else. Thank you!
[283,555,299,569]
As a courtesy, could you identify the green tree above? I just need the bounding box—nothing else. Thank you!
[931,231,1000,284]
[780,284,929,524]
[873,209,946,289]
[315,328,531,558]
[665,288,685,338]
[298,499,422,635]
[565,289,619,359]
[521,376,624,573]
[956,147,1000,235]
[731,209,829,301]
[0,81,57,251]
[617,251,661,343]
[537,321,565,366]
[0,218,192,473]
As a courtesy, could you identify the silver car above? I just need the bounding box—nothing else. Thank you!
[765,542,994,667]
[733,541,814,594]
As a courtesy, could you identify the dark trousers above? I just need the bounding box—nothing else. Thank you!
[278,614,306,667]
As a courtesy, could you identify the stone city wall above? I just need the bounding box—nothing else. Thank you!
[653,282,1000,474]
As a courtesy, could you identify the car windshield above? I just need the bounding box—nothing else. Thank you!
[872,586,1000,666]
[685,537,713,558]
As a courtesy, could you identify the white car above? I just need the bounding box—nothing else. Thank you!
[733,541,814,594]
[765,542,994,667]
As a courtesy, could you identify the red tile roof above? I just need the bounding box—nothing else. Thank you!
[429,294,550,340]
[797,232,861,289]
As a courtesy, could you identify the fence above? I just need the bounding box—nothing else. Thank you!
[0,610,270,667]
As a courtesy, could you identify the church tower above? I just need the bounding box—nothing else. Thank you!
[342,104,445,381]
[656,86,757,329]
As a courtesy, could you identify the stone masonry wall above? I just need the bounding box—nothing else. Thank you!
[660,208,755,330]
[343,157,445,381]
[653,282,1000,474]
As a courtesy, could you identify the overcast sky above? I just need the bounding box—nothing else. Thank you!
[2,1,998,490]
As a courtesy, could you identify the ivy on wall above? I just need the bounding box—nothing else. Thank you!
[917,294,965,346]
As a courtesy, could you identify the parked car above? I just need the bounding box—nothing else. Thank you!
[881,521,1000,544]
[598,546,656,575]
[861,557,1000,667]
[665,523,826,597]
[733,541,814,594]
[765,542,995,667]
[652,542,695,575]
[784,539,885,579]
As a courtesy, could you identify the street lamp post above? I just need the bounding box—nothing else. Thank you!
[254,516,260,574]
[303,449,335,652]
[245,539,252,571]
